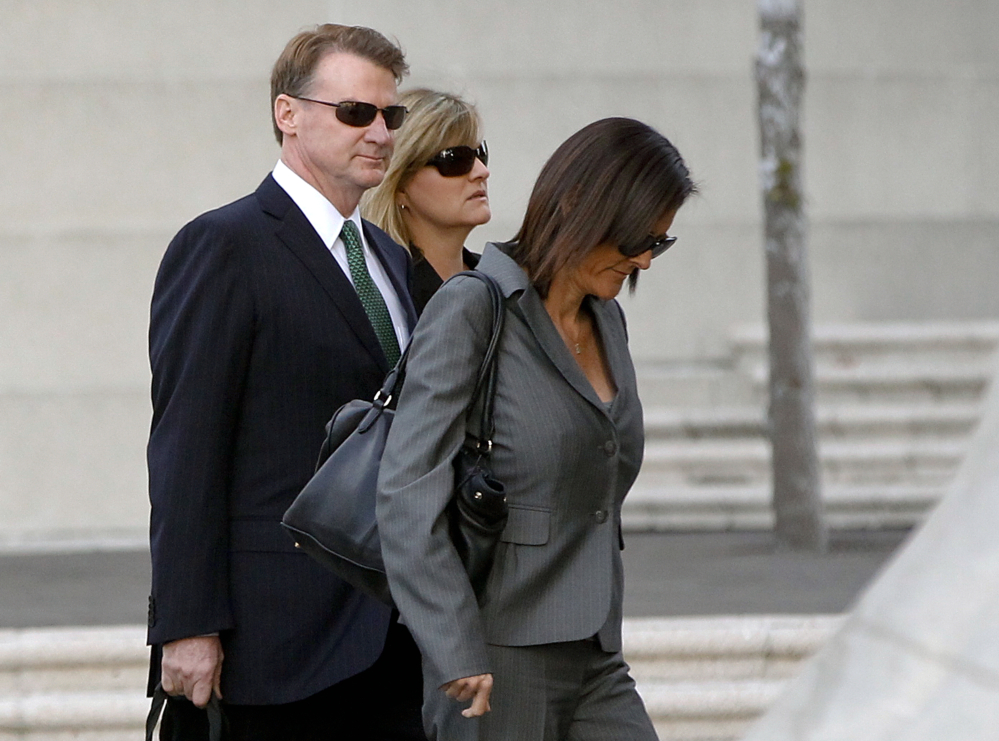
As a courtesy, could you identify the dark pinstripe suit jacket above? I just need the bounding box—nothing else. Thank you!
[377,243,644,687]
[147,174,417,704]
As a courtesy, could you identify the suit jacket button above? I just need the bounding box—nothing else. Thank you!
[603,440,617,456]
[593,509,608,523]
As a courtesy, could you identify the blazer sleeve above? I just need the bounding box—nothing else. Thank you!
[376,274,495,686]
[147,215,254,645]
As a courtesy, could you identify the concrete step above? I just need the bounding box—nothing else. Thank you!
[0,618,839,741]
[644,402,981,441]
[0,626,147,739]
[636,365,758,409]
[632,322,996,532]
[730,321,999,364]
[0,692,147,740]
[623,615,839,681]
[744,361,994,403]
[624,616,841,741]
[622,484,940,530]
[640,438,966,488]
[639,323,998,409]
[0,626,147,695]
[640,681,784,741]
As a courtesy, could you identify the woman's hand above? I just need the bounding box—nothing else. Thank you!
[441,673,493,718]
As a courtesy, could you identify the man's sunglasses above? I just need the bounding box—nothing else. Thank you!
[426,142,489,177]
[292,96,408,130]
[620,233,677,259]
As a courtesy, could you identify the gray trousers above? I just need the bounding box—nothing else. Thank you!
[423,640,658,741]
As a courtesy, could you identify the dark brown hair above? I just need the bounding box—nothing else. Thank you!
[511,117,696,297]
[270,24,408,144]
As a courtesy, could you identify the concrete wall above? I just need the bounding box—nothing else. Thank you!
[1,0,997,544]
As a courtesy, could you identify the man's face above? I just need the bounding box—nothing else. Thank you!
[281,52,398,212]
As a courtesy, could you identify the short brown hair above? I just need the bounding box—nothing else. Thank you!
[511,117,696,298]
[362,88,482,247]
[270,24,408,144]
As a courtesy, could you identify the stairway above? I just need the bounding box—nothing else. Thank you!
[0,618,839,740]
[0,626,148,740]
[626,321,999,530]
[625,616,841,741]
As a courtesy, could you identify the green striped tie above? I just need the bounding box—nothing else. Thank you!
[340,220,402,367]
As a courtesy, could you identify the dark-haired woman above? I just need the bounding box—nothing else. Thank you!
[363,88,490,316]
[378,117,696,740]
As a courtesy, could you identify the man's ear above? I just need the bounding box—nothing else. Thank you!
[274,94,297,139]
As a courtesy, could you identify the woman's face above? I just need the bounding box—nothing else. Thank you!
[397,142,491,238]
[568,210,677,301]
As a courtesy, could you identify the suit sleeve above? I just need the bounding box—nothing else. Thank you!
[147,216,254,645]
[377,275,494,686]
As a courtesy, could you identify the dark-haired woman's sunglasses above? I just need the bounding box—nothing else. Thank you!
[620,233,677,259]
[292,96,409,130]
[426,142,489,177]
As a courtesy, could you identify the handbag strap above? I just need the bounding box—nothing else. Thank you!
[359,270,503,447]
[456,271,505,452]
[146,682,225,741]
[373,343,412,407]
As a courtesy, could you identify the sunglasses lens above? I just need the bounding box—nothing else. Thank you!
[430,143,488,177]
[623,234,676,258]
[650,236,677,258]
[334,102,378,127]
[432,147,476,177]
[382,106,408,130]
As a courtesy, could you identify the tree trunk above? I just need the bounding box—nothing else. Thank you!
[756,0,827,551]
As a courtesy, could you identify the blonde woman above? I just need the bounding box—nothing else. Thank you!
[364,88,490,315]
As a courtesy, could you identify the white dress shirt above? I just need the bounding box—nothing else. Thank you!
[272,159,410,350]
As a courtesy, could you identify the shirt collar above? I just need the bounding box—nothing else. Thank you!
[272,159,363,249]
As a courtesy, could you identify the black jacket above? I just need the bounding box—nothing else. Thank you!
[410,246,480,316]
[147,174,417,704]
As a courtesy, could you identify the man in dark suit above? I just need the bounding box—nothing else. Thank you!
[146,24,424,740]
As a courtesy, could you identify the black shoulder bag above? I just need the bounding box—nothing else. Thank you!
[282,271,507,607]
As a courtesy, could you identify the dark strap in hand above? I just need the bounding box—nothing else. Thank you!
[146,683,225,741]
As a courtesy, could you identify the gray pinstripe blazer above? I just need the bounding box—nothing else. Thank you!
[377,242,644,686]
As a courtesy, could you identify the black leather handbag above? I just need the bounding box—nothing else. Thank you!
[282,271,507,607]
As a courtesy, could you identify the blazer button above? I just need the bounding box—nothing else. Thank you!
[593,509,608,523]
[603,440,617,456]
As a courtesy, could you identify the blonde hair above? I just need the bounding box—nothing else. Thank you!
[362,88,482,248]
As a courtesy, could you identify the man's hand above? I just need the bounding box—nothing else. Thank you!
[161,636,224,708]
[441,673,493,718]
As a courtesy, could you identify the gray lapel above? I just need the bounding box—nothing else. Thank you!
[516,288,610,412]
[589,298,632,412]
[477,243,621,415]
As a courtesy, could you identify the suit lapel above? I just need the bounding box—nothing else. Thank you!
[255,176,389,372]
[479,243,611,412]
[589,298,632,412]
[477,242,626,416]
[515,288,609,412]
